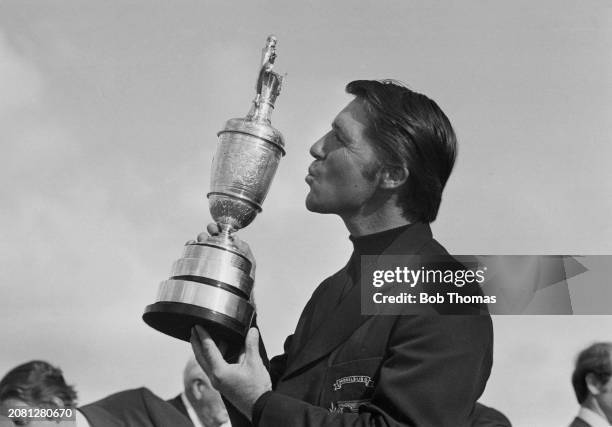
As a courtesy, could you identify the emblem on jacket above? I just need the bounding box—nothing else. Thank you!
[329,399,371,413]
[332,375,374,391]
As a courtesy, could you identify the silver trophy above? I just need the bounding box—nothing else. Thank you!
[143,36,285,357]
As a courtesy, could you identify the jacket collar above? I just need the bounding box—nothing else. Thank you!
[282,223,434,379]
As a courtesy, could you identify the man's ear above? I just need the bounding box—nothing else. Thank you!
[586,373,604,395]
[190,379,204,400]
[379,165,409,190]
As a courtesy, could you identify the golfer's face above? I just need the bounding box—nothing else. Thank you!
[305,98,380,216]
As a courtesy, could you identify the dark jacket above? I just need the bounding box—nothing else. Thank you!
[165,395,188,418]
[79,388,192,427]
[80,388,250,427]
[253,223,494,427]
[569,416,593,427]
[470,403,512,427]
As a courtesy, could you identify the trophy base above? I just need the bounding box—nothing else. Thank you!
[143,301,248,360]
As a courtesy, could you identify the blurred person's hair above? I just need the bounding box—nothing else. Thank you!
[0,360,77,407]
[572,342,612,403]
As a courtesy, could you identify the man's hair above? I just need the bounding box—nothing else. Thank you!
[572,342,612,404]
[0,360,77,407]
[346,80,457,223]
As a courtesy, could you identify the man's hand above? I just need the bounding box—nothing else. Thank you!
[190,325,272,420]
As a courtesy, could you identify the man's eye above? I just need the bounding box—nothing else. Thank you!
[333,132,346,145]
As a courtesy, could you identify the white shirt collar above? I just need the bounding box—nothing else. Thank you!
[75,409,92,427]
[578,406,611,427]
[181,392,206,427]
[180,392,232,427]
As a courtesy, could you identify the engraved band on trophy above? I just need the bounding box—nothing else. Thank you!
[143,35,285,357]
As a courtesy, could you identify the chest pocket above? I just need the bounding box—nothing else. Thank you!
[321,357,383,413]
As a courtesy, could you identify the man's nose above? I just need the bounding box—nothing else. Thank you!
[309,134,327,159]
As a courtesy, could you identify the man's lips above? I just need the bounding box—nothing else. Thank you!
[306,164,318,184]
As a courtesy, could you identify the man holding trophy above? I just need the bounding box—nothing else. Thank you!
[145,37,493,426]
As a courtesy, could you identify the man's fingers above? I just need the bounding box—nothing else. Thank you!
[196,224,220,243]
[207,223,221,236]
[245,327,261,363]
[190,327,210,372]
[190,325,227,378]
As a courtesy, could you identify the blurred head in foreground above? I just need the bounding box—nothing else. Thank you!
[0,360,77,426]
[183,357,229,426]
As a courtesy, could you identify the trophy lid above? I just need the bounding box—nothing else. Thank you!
[217,35,285,154]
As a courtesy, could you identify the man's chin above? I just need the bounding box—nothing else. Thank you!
[305,199,318,212]
[305,195,325,213]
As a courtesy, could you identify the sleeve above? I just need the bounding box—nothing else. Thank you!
[251,314,271,369]
[268,334,294,388]
[267,278,329,387]
[253,315,493,427]
[250,333,293,424]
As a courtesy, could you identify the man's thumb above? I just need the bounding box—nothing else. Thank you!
[245,327,260,361]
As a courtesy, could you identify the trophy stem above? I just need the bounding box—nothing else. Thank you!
[218,223,234,239]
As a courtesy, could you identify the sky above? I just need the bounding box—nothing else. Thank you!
[1,1,611,426]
